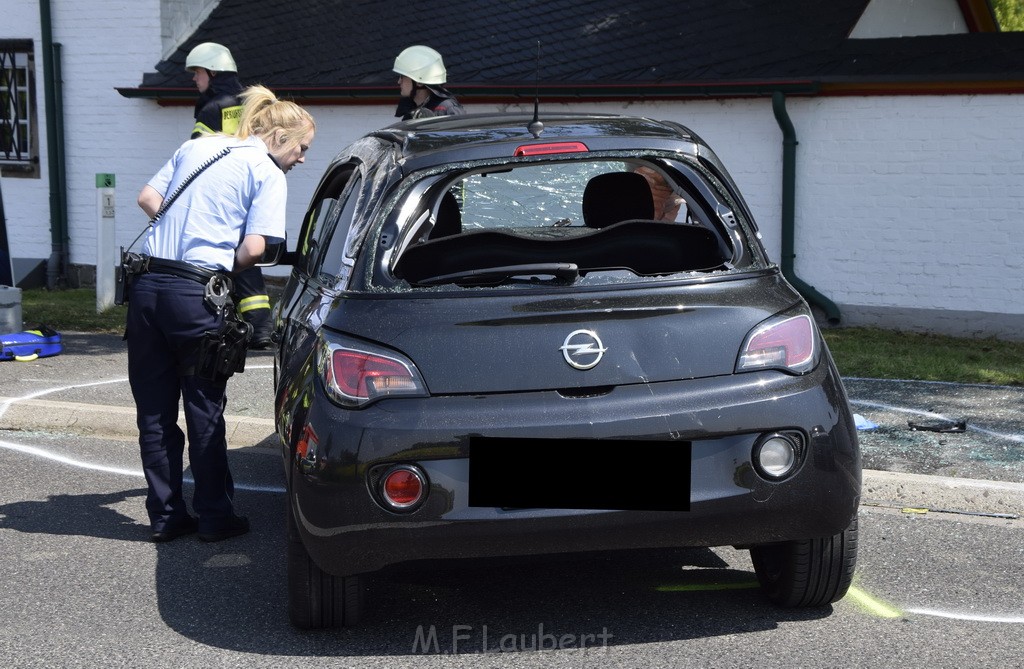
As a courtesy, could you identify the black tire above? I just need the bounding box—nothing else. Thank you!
[286,492,364,629]
[750,516,858,608]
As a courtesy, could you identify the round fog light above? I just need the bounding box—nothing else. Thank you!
[755,434,798,479]
[379,465,427,511]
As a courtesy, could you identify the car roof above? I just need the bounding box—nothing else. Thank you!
[365,112,706,172]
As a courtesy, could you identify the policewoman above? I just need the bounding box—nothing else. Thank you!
[130,85,314,542]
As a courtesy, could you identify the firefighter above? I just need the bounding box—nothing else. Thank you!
[186,42,244,138]
[393,45,466,120]
[185,42,274,348]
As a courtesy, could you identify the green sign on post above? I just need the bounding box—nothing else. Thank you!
[96,173,115,188]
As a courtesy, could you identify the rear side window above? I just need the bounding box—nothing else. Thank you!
[317,175,362,284]
[385,158,742,290]
[296,166,362,286]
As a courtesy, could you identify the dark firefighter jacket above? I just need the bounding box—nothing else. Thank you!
[395,85,466,120]
[191,72,243,138]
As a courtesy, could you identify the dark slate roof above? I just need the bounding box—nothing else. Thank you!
[120,0,1024,101]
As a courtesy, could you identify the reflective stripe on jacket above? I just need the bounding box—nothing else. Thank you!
[192,72,244,139]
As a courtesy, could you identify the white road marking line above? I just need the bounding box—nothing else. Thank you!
[0,371,283,493]
[905,608,1024,624]
[849,398,1024,444]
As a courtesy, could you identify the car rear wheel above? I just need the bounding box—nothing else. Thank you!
[286,492,364,628]
[749,516,858,607]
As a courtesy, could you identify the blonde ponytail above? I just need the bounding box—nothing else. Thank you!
[236,85,315,152]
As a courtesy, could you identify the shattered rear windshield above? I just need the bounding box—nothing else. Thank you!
[377,157,751,290]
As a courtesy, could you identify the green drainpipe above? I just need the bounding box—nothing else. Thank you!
[771,91,840,325]
[40,0,69,289]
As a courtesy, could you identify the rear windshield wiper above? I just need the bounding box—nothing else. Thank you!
[412,263,580,287]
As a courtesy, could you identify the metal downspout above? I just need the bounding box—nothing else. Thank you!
[771,91,840,325]
[40,0,69,289]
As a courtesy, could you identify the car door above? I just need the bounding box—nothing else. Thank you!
[275,163,362,395]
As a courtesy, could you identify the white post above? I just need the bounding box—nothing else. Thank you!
[96,173,116,312]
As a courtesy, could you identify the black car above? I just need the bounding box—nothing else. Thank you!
[271,112,861,629]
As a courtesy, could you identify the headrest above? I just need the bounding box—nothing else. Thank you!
[582,172,656,228]
[430,190,462,239]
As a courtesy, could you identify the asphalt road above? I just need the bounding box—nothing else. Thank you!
[1,333,1023,667]
[0,433,1021,668]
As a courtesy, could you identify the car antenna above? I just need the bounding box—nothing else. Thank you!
[528,40,544,138]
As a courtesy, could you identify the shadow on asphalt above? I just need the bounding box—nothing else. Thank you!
[150,490,832,656]
[0,488,149,541]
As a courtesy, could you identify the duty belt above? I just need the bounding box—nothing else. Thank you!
[144,257,222,284]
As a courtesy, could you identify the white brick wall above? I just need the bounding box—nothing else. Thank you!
[789,95,1024,320]
[2,1,1022,336]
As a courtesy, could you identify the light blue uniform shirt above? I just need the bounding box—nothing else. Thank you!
[143,134,287,271]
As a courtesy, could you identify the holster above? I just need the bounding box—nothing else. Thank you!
[114,248,147,306]
[195,317,253,383]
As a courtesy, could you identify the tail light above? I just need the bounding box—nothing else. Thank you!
[318,336,427,408]
[377,465,428,511]
[736,312,819,374]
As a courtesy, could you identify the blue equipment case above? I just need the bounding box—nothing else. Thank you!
[0,326,63,362]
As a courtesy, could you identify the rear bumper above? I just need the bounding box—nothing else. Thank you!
[285,364,861,576]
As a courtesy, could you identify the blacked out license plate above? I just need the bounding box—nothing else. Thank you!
[468,437,691,511]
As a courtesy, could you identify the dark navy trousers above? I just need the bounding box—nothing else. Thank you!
[126,272,236,533]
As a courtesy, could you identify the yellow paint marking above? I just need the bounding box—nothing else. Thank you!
[845,586,904,619]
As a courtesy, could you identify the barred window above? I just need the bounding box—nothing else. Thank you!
[1,40,38,178]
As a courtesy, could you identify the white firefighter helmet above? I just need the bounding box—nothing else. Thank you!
[185,42,237,73]
[393,45,447,85]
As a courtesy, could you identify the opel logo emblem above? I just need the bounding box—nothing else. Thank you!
[560,330,607,370]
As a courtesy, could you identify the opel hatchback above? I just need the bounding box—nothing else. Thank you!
[271,112,861,629]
